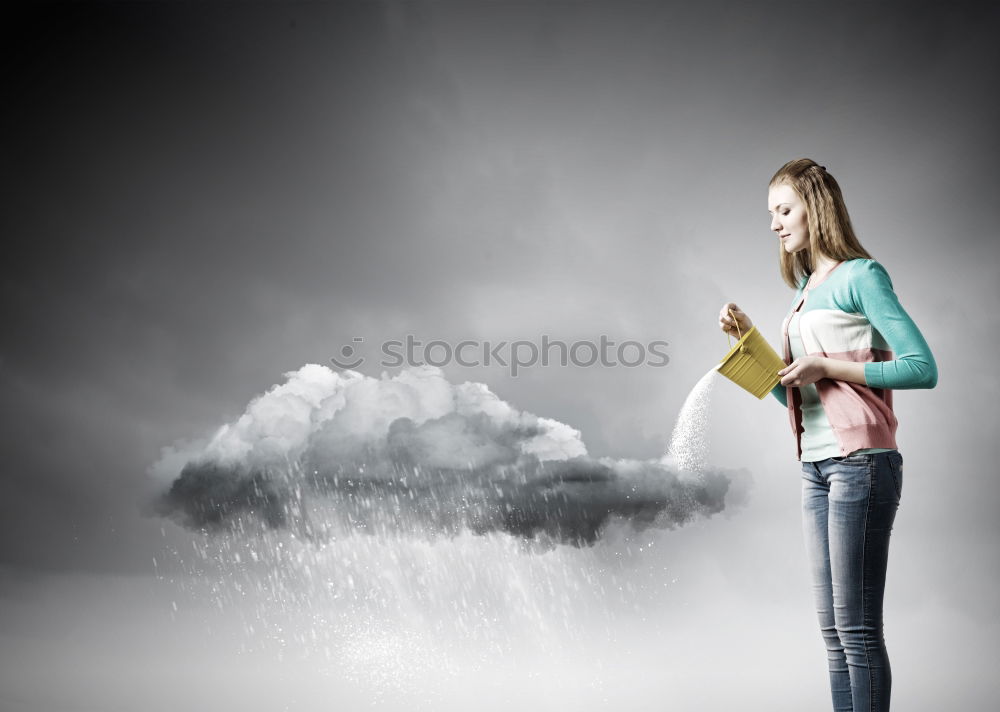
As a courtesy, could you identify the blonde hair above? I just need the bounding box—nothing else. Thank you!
[769,158,873,289]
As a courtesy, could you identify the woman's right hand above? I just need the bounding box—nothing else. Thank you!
[719,302,753,339]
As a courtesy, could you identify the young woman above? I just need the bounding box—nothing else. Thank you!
[717,158,937,712]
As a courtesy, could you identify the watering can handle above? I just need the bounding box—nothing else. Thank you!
[727,308,744,348]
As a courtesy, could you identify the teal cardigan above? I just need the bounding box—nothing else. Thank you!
[769,259,937,458]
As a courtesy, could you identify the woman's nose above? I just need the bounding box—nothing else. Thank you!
[770,215,781,231]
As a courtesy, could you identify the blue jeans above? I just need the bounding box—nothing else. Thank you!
[801,451,903,712]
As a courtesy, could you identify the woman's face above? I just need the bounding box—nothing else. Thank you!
[768,182,809,253]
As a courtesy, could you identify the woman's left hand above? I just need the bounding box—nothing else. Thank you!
[778,357,828,387]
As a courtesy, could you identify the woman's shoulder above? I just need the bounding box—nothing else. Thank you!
[843,258,893,285]
[842,257,880,270]
[839,258,897,312]
[794,258,893,301]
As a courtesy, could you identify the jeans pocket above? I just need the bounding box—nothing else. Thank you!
[887,452,903,499]
[832,453,870,463]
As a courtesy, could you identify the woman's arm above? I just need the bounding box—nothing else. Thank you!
[849,260,938,389]
[778,260,938,389]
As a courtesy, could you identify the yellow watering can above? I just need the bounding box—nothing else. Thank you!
[717,309,787,399]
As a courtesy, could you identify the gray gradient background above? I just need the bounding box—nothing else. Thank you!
[2,1,998,710]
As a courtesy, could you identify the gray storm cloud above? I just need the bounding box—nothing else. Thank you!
[152,365,748,546]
